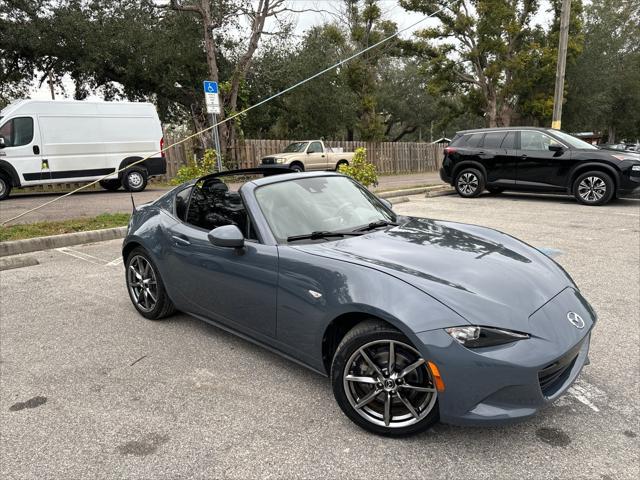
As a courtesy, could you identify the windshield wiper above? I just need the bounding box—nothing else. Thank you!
[287,231,364,242]
[352,220,398,232]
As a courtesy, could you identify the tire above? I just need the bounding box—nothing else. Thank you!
[125,247,175,320]
[454,168,485,198]
[0,174,11,200]
[290,163,304,172]
[331,320,439,437]
[336,160,349,171]
[486,186,504,195]
[122,167,148,192]
[99,179,121,191]
[572,171,615,206]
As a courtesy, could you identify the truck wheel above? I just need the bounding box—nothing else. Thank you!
[0,174,11,200]
[290,163,304,172]
[122,168,148,192]
[99,179,121,191]
[336,160,349,171]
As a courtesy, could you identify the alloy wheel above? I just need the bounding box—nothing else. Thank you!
[127,255,158,312]
[578,176,607,203]
[0,178,6,197]
[457,172,479,195]
[343,340,437,428]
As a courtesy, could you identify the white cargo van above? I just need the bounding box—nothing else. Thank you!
[0,100,166,200]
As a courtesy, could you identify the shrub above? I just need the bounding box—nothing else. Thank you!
[337,147,378,187]
[171,149,218,185]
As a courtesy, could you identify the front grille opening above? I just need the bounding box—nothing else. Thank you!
[538,343,582,396]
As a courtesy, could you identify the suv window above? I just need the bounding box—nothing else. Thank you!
[449,134,466,146]
[0,117,34,147]
[465,133,484,148]
[501,131,517,149]
[483,132,507,149]
[182,179,258,240]
[307,141,323,154]
[521,131,562,151]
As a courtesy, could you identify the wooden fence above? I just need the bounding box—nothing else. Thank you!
[162,135,445,182]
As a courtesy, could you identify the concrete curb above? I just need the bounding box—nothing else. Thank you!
[0,255,40,271]
[377,184,450,199]
[0,227,126,258]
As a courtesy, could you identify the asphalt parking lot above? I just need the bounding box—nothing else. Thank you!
[1,192,638,479]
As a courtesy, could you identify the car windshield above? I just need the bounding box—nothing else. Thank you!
[548,130,598,150]
[283,142,308,153]
[255,176,395,243]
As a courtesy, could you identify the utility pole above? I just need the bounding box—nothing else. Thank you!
[551,0,571,130]
[47,71,55,100]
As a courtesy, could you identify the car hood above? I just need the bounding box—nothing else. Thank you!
[263,152,303,160]
[292,217,576,331]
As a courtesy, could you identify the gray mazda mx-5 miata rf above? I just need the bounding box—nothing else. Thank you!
[123,167,595,436]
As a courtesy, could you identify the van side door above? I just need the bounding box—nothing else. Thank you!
[0,116,43,185]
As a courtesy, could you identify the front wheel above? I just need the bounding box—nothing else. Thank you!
[0,174,11,200]
[125,248,175,320]
[454,168,485,198]
[290,163,304,172]
[331,320,439,436]
[573,171,614,206]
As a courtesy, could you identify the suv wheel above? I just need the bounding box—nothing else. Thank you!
[331,320,439,436]
[122,167,148,192]
[573,171,614,206]
[455,168,485,198]
[0,174,11,200]
[125,247,176,320]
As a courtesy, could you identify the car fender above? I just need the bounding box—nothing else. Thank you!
[451,160,487,181]
[567,161,620,191]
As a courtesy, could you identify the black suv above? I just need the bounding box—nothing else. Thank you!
[440,127,640,205]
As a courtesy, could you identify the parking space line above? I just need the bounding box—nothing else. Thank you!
[56,247,123,267]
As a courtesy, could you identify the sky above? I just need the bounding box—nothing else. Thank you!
[29,0,555,101]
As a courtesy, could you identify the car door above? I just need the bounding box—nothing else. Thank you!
[480,131,518,185]
[0,116,44,184]
[517,130,571,190]
[305,141,327,170]
[164,183,278,338]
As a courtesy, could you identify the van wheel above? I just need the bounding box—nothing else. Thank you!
[454,168,484,198]
[122,168,148,192]
[336,160,349,171]
[0,174,11,200]
[573,171,614,206]
[99,179,121,191]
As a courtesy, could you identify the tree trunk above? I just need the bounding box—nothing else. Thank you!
[608,125,616,143]
[499,104,512,127]
[486,95,498,127]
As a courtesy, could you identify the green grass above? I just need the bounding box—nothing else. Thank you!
[0,213,131,242]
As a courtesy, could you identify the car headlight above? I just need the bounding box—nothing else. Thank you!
[445,326,529,348]
[275,158,287,164]
[631,165,640,172]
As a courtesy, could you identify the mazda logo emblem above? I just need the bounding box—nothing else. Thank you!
[567,311,585,329]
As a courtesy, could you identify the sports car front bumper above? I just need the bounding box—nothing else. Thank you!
[416,288,594,426]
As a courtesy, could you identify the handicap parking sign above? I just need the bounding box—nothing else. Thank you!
[203,81,218,94]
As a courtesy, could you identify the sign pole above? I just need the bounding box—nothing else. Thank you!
[211,113,222,172]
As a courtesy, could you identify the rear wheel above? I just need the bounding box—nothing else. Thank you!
[336,160,349,171]
[0,174,11,200]
[331,320,439,436]
[99,179,121,191]
[454,168,485,198]
[573,171,614,206]
[122,167,148,192]
[125,247,175,320]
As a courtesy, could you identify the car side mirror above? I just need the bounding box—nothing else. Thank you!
[378,197,393,210]
[208,225,245,249]
[0,137,5,148]
[548,144,564,153]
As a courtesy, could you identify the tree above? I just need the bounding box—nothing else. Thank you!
[564,0,640,141]
[401,0,582,127]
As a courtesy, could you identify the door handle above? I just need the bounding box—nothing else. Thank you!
[172,235,191,246]
[33,145,40,155]
[521,154,528,159]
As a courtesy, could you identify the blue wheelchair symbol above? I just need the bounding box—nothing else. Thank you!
[203,81,218,94]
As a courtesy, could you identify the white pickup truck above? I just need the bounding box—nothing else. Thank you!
[260,140,354,172]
